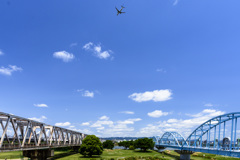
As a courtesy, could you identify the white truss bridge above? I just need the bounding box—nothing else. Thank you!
[0,112,86,153]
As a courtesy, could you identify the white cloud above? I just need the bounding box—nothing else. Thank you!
[120,111,135,115]
[202,109,216,113]
[71,128,93,134]
[91,120,114,128]
[99,116,109,121]
[91,117,142,136]
[129,89,172,102]
[70,43,78,47]
[83,42,112,60]
[94,46,110,59]
[129,118,142,122]
[0,50,4,55]
[137,109,225,137]
[97,127,105,130]
[156,68,166,73]
[204,103,214,107]
[118,118,142,125]
[90,116,115,128]
[97,124,134,136]
[29,116,47,122]
[148,110,169,118]
[83,42,93,50]
[55,122,71,127]
[0,65,22,76]
[77,89,95,98]
[173,0,179,5]
[94,46,101,53]
[62,125,94,134]
[53,51,74,62]
[96,121,136,136]
[167,119,178,123]
[79,116,142,137]
[186,109,221,118]
[81,122,90,126]
[82,90,94,98]
[34,104,48,108]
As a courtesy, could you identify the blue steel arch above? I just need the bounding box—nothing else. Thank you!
[159,132,187,147]
[183,112,240,150]
[153,136,161,145]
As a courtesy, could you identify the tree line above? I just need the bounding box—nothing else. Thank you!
[79,135,155,157]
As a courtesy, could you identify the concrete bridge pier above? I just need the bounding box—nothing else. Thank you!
[23,149,54,160]
[175,150,194,160]
[156,146,166,152]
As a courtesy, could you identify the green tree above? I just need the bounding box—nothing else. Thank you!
[103,140,114,149]
[129,145,135,150]
[118,140,134,149]
[118,141,126,149]
[128,140,134,147]
[79,135,103,157]
[134,138,154,152]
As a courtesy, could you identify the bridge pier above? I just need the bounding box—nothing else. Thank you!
[156,146,166,150]
[155,146,166,152]
[175,150,194,160]
[72,146,80,152]
[23,149,54,160]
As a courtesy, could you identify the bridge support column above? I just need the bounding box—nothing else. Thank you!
[72,146,80,152]
[156,146,166,152]
[23,149,54,160]
[175,150,194,160]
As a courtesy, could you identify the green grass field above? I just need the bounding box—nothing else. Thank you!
[0,151,24,159]
[0,149,240,160]
[52,149,240,160]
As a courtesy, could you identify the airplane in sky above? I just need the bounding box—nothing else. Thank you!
[115,6,125,16]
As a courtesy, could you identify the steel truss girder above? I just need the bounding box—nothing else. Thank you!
[0,112,87,151]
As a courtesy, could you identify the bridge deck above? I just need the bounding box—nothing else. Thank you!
[0,144,81,152]
[156,144,240,158]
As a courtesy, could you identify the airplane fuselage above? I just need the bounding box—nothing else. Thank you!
[116,6,125,16]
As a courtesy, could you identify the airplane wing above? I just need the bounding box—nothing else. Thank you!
[115,7,119,12]
[121,12,126,14]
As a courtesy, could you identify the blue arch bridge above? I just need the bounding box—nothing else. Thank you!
[0,112,87,159]
[153,112,240,160]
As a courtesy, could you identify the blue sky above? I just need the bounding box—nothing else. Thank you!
[1,0,240,137]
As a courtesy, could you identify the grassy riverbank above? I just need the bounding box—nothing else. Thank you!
[0,151,23,159]
[0,149,239,160]
[54,149,240,160]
